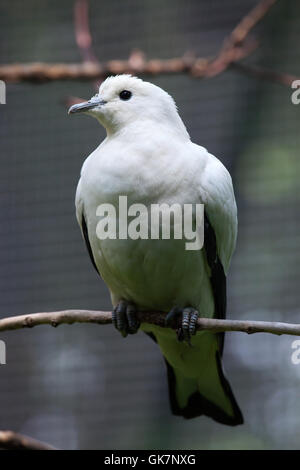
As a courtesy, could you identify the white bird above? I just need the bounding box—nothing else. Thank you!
[69,75,243,425]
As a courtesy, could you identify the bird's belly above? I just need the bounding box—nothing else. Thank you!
[93,235,213,317]
[80,161,214,317]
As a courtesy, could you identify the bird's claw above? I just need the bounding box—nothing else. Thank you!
[165,307,199,345]
[112,301,140,337]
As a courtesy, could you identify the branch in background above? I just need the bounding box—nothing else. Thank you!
[0,430,56,450]
[196,0,277,78]
[74,0,100,91]
[227,0,277,46]
[232,61,299,87]
[1,310,300,337]
[74,0,98,64]
[0,55,242,83]
[0,0,297,88]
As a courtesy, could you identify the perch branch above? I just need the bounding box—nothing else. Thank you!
[0,310,300,337]
[0,430,56,450]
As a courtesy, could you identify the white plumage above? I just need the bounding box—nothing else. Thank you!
[70,75,243,425]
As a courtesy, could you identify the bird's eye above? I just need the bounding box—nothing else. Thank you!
[119,90,132,101]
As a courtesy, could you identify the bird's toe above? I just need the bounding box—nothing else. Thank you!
[189,310,199,336]
[112,301,140,337]
[126,303,140,334]
[165,306,199,345]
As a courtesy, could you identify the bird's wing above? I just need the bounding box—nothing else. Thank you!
[198,151,237,274]
[200,157,236,348]
[148,151,242,425]
[199,151,237,345]
[75,178,100,276]
[75,178,84,228]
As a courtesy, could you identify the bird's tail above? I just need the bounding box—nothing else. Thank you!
[144,327,243,426]
[164,345,243,426]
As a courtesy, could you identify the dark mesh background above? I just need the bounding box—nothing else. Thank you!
[0,0,300,449]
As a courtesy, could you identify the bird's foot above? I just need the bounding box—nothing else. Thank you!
[165,307,199,345]
[112,300,140,338]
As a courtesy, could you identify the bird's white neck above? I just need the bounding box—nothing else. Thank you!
[100,116,190,143]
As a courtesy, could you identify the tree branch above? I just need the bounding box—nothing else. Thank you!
[0,53,245,83]
[0,0,297,87]
[226,0,277,47]
[198,0,277,78]
[231,61,299,87]
[0,430,56,450]
[0,310,300,337]
[74,0,98,64]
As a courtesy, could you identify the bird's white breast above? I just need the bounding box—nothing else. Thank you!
[77,135,215,317]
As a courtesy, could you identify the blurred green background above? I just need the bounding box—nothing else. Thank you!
[0,0,300,450]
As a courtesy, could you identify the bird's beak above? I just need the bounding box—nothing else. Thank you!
[68,99,106,114]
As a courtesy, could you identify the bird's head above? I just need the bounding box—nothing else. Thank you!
[68,74,189,139]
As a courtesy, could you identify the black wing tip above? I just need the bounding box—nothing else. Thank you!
[81,214,100,275]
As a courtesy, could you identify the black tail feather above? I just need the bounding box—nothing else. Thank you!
[164,353,243,426]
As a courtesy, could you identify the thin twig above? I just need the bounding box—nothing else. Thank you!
[74,0,98,64]
[0,430,56,450]
[0,310,300,337]
[232,61,299,87]
[74,0,100,91]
